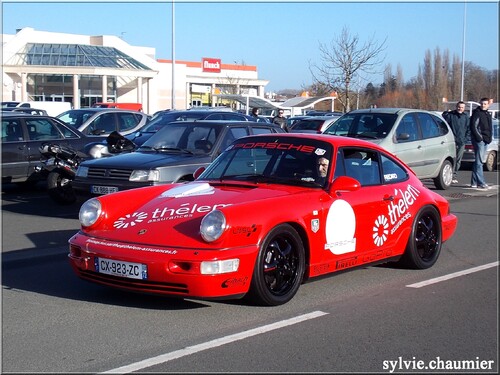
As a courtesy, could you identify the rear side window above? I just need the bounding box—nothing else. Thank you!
[381,154,408,183]
[1,119,24,142]
[418,113,443,139]
[118,113,141,132]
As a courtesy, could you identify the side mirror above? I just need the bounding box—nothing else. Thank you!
[329,176,361,195]
[396,132,410,141]
[193,166,206,180]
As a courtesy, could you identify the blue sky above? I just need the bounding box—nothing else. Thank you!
[2,1,498,92]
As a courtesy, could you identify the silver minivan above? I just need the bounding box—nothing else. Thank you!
[323,108,456,189]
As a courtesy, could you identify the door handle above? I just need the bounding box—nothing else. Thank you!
[383,195,394,201]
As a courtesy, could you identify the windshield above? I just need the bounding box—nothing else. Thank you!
[323,113,397,139]
[57,110,95,128]
[198,136,334,188]
[138,122,221,154]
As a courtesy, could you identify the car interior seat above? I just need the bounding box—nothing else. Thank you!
[194,139,213,153]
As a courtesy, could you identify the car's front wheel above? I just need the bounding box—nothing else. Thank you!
[433,160,453,190]
[399,206,442,269]
[247,224,305,306]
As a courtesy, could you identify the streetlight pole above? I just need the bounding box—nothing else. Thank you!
[460,2,467,101]
[171,1,176,109]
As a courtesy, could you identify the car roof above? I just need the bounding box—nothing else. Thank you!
[168,119,279,127]
[1,112,51,118]
[346,108,436,115]
[59,108,144,114]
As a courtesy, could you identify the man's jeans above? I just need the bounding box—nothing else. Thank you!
[454,143,465,177]
[471,140,487,187]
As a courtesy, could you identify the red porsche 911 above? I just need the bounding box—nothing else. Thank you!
[68,133,457,306]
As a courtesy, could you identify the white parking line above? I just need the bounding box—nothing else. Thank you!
[101,310,329,373]
[406,261,499,288]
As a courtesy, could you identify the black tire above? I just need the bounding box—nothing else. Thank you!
[247,224,305,306]
[47,171,77,205]
[484,151,497,172]
[433,160,453,190]
[399,206,442,269]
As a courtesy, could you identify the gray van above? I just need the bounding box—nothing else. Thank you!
[323,108,456,189]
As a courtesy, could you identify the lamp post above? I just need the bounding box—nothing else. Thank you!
[171,1,176,109]
[460,2,467,101]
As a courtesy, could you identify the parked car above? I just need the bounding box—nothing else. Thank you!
[305,110,344,117]
[1,101,71,116]
[92,102,143,111]
[72,120,284,197]
[125,109,257,147]
[289,115,341,134]
[1,112,102,184]
[286,115,311,128]
[1,107,48,115]
[68,133,457,306]
[57,108,149,137]
[323,108,456,190]
[462,118,499,171]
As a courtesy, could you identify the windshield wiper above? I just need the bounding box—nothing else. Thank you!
[152,146,194,154]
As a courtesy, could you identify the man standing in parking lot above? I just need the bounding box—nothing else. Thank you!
[469,97,493,189]
[251,107,260,119]
[442,101,470,184]
[272,109,289,132]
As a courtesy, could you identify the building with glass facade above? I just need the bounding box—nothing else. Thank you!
[2,27,269,114]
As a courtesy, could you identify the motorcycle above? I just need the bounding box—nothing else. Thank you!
[35,143,86,205]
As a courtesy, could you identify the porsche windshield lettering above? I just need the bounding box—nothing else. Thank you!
[233,142,316,154]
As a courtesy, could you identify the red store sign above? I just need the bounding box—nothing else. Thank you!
[202,57,221,73]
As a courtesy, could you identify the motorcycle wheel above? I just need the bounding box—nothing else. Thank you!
[47,170,77,205]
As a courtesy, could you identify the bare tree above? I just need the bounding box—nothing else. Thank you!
[309,26,387,112]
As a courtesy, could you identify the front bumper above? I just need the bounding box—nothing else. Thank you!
[68,233,258,300]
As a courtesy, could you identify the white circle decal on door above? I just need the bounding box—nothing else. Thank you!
[325,199,356,255]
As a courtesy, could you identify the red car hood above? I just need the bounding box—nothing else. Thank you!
[87,181,311,248]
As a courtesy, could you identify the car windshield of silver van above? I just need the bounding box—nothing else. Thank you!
[323,113,397,139]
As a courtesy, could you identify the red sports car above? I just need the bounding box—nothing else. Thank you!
[69,133,457,306]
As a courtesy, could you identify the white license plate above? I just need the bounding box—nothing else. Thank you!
[91,185,118,195]
[95,257,147,280]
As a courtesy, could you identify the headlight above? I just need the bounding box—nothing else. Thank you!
[129,169,159,182]
[79,198,102,227]
[76,166,89,177]
[200,210,226,242]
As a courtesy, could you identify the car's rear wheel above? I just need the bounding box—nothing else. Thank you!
[433,160,453,190]
[247,224,305,306]
[399,206,442,269]
[484,151,497,172]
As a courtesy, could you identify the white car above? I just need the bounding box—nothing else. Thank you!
[57,108,149,136]
[323,108,456,190]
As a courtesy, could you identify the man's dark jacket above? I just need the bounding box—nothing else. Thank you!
[442,110,470,147]
[470,106,493,144]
